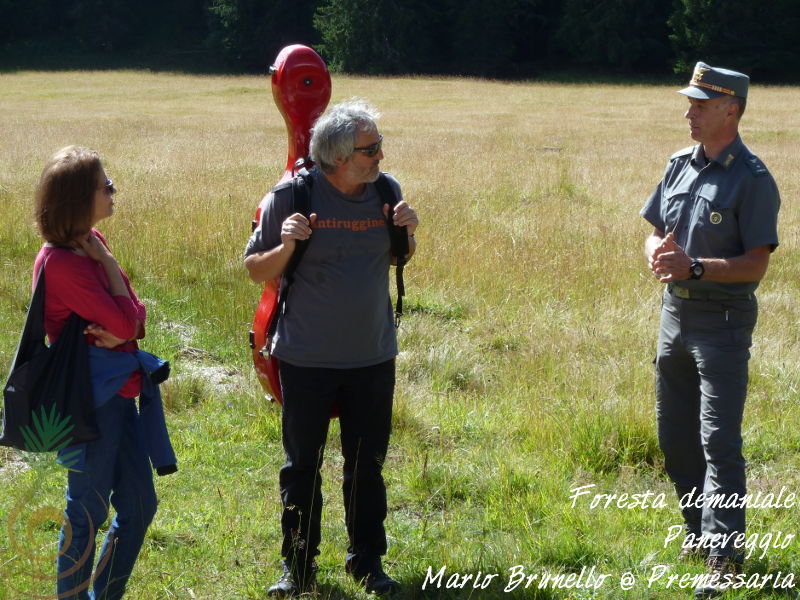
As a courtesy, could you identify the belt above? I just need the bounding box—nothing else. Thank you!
[667,283,752,302]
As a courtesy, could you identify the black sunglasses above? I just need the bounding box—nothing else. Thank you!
[352,134,383,158]
[104,178,116,194]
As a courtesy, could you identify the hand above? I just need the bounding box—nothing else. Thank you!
[84,323,128,348]
[648,233,671,272]
[280,212,317,250]
[77,232,116,265]
[383,201,418,236]
[651,232,691,282]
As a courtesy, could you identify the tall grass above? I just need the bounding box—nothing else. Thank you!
[1,72,798,599]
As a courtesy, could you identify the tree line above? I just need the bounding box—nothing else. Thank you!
[2,0,798,80]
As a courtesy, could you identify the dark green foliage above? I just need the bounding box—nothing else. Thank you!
[0,0,212,70]
[312,0,800,78]
[314,0,562,76]
[313,0,445,74]
[450,0,561,77]
[208,0,320,71]
[669,0,800,81]
[68,0,148,52]
[2,0,800,79]
[556,0,672,73]
[0,0,71,46]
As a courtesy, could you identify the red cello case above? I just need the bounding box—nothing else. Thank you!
[250,45,331,407]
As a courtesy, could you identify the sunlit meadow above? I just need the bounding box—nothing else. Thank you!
[1,71,799,599]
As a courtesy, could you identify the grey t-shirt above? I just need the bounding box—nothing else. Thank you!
[641,135,780,297]
[245,167,400,368]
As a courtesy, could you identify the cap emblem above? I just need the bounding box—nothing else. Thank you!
[692,66,710,84]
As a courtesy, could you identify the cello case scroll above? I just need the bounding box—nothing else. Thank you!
[250,44,331,404]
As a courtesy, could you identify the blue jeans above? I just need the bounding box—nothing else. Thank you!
[56,396,157,600]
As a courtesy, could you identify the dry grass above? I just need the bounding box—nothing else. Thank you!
[1,71,799,599]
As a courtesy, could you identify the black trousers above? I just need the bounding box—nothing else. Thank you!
[278,358,395,566]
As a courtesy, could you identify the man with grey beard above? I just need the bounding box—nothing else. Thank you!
[245,99,418,597]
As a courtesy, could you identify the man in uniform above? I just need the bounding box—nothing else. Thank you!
[641,62,780,598]
[244,99,418,597]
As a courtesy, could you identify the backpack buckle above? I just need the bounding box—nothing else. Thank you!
[259,339,272,359]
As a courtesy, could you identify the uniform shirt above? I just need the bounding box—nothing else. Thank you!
[641,135,780,297]
[245,167,399,369]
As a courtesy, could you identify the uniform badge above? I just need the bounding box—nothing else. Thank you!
[692,66,710,83]
[746,156,768,175]
[710,211,723,225]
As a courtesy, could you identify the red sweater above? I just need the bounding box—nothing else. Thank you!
[33,230,146,398]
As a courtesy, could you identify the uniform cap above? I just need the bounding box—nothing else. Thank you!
[678,61,749,100]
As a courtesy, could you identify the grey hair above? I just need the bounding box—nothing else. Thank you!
[728,95,746,119]
[310,99,381,174]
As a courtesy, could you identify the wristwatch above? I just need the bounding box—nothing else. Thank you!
[689,259,705,280]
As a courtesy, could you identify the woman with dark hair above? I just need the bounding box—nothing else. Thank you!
[34,145,165,600]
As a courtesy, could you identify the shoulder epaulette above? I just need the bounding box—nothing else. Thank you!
[670,146,695,161]
[743,153,769,177]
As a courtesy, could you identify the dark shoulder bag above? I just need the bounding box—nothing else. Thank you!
[0,261,99,452]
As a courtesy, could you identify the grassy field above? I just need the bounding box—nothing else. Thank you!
[1,71,799,599]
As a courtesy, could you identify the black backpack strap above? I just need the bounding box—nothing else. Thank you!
[267,168,314,341]
[373,173,408,327]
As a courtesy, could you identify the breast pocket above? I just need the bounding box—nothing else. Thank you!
[664,192,691,234]
[696,195,738,247]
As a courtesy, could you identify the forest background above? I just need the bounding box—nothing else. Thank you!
[2,0,800,80]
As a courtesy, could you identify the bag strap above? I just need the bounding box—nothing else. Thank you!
[266,167,409,342]
[8,260,48,376]
[373,173,408,327]
[267,165,313,341]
